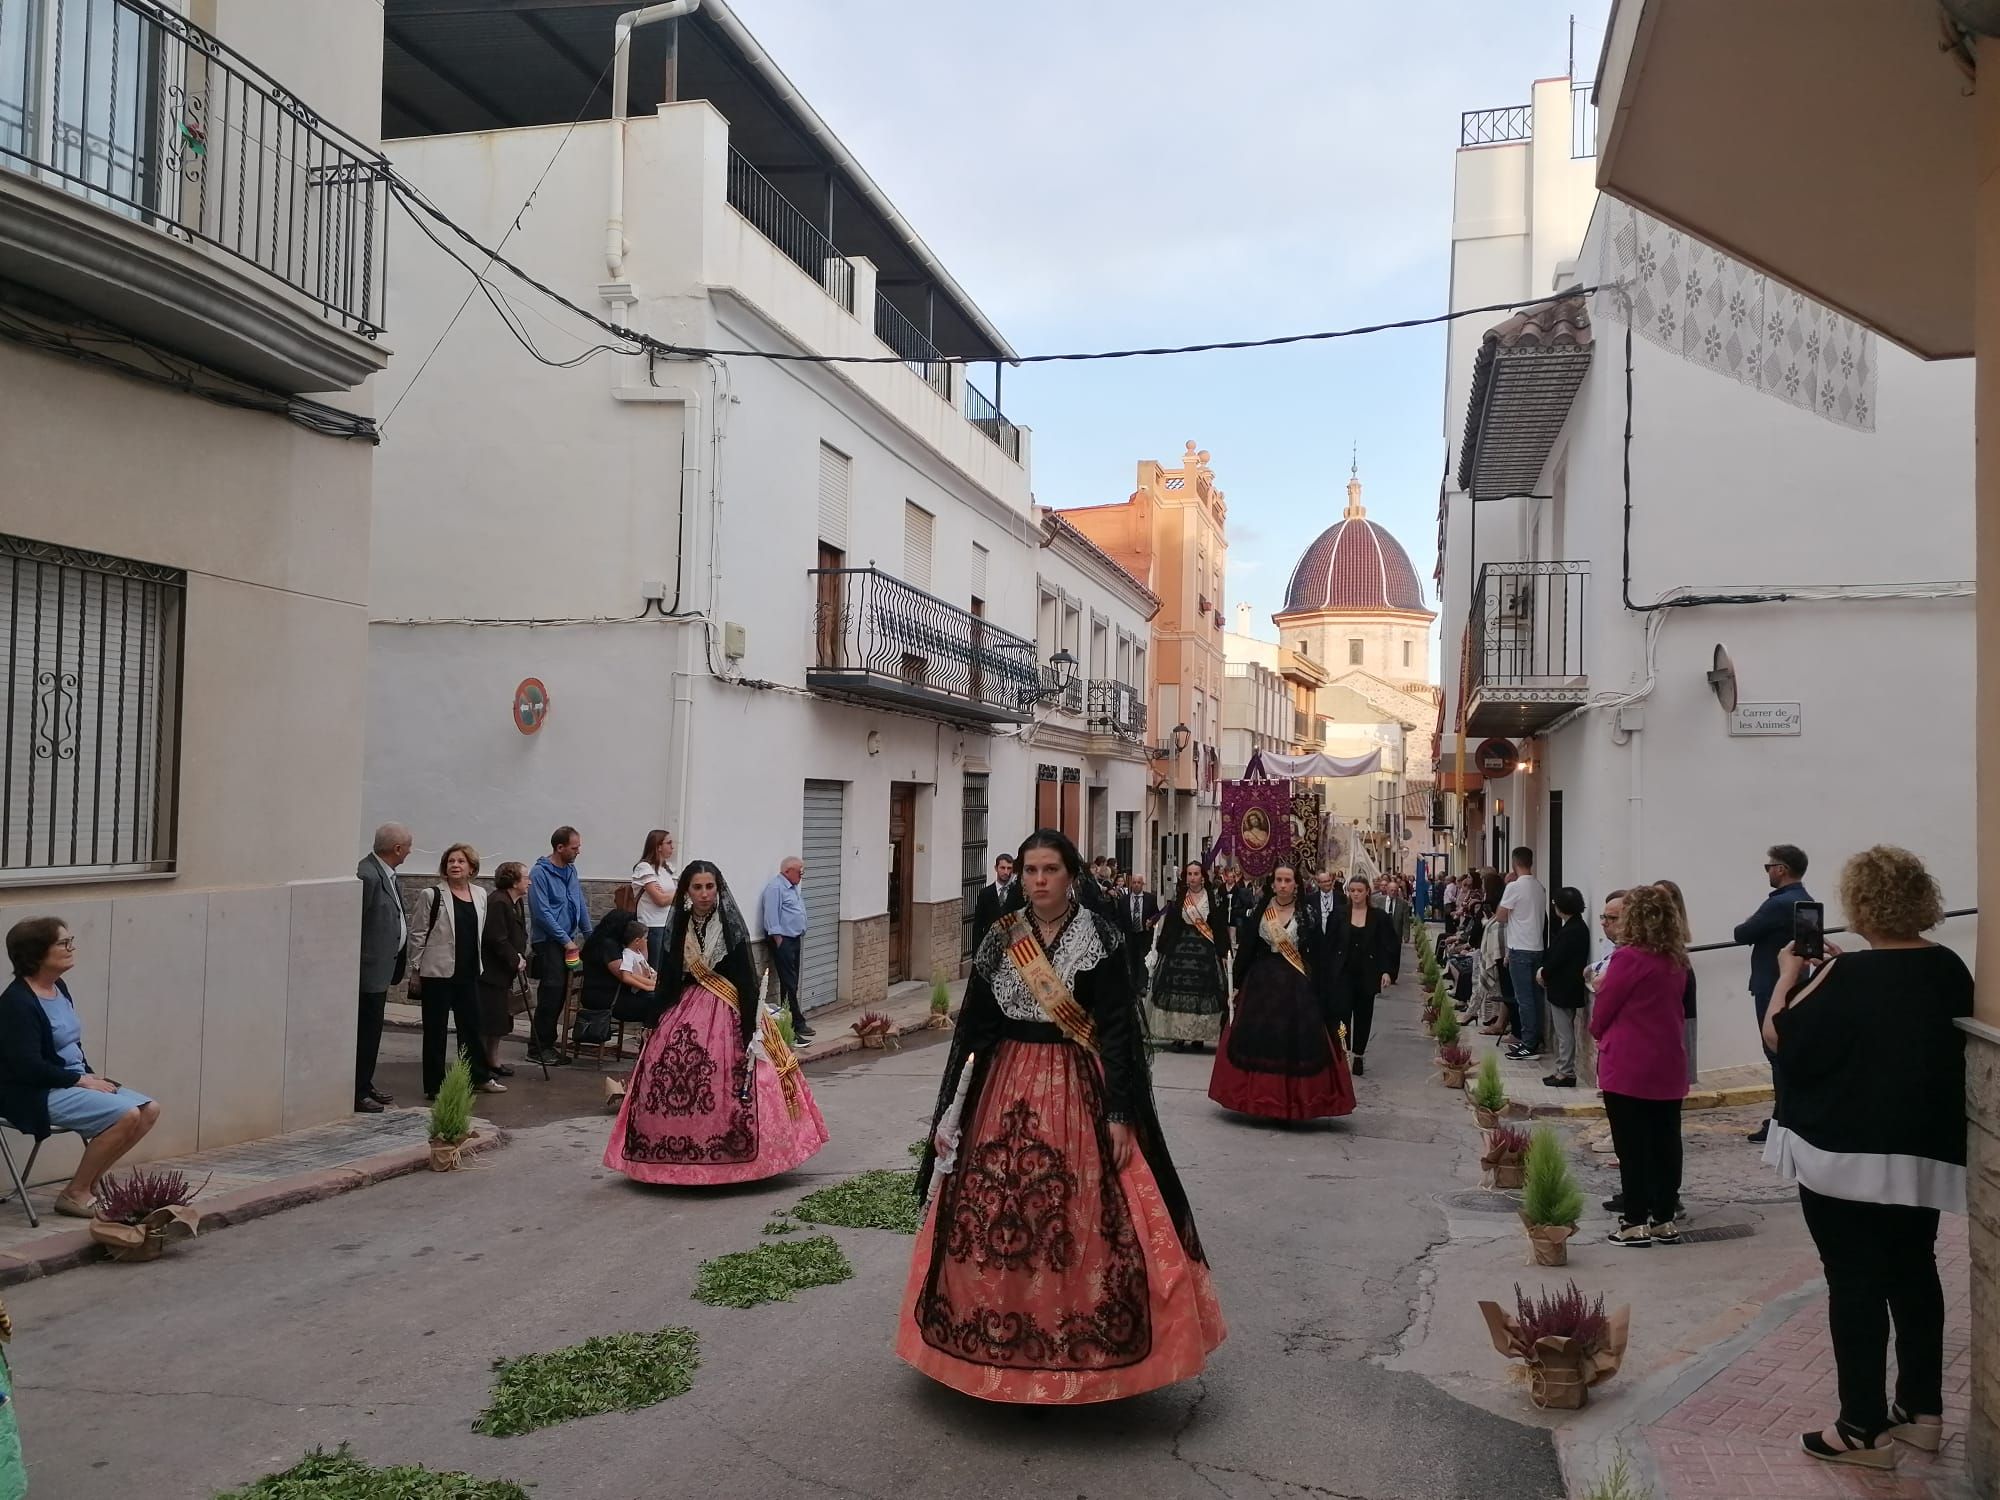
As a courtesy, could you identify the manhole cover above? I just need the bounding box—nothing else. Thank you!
[1675,1222,1755,1244]
[1443,1189,1521,1214]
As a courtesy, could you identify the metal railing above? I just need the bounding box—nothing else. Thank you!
[1086,678,1145,738]
[965,380,1021,461]
[1293,708,1310,743]
[726,146,854,312]
[0,0,388,335]
[1687,908,1977,955]
[872,290,951,399]
[1469,560,1588,693]
[1571,80,1597,159]
[809,566,1037,716]
[1,532,183,884]
[1461,103,1532,147]
[1039,665,1084,715]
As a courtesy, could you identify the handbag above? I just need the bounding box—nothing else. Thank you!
[573,1008,614,1046]
[406,888,443,998]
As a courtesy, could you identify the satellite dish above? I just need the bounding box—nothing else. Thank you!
[1707,644,1738,714]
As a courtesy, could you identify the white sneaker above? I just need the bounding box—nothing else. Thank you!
[478,1079,508,1094]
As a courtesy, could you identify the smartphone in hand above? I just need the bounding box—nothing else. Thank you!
[1793,901,1826,962]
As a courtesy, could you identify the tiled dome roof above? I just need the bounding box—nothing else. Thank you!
[1279,476,1428,616]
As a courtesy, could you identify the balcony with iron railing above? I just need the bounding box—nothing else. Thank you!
[725,147,853,313]
[872,289,951,400]
[1039,663,1084,716]
[1086,678,1146,741]
[964,379,1021,462]
[808,566,1038,723]
[1465,560,1590,738]
[0,0,390,392]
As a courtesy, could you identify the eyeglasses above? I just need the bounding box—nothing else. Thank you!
[52,937,76,951]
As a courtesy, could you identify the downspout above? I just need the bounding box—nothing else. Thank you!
[608,1,702,282]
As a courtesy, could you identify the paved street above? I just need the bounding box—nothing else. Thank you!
[7,979,1566,1500]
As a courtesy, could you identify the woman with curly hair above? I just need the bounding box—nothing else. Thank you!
[1761,846,1971,1471]
[1588,883,1690,1248]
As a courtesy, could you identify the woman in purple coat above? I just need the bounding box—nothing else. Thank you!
[1589,885,1691,1247]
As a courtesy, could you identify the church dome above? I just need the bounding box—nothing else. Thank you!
[1278,470,1428,616]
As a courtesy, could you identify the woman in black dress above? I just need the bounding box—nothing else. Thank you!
[1329,876,1398,1076]
[477,860,531,1078]
[1147,860,1229,1050]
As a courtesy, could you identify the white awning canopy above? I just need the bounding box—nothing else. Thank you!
[1243,748,1383,780]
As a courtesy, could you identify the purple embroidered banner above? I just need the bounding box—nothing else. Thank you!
[1220,779,1293,880]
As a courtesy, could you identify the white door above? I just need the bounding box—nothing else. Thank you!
[799,780,844,1012]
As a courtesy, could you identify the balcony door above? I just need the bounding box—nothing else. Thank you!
[815,542,845,669]
[888,782,917,983]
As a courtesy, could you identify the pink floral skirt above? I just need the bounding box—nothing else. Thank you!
[895,1038,1225,1403]
[604,982,829,1185]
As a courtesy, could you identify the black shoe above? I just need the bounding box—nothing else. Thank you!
[1504,1044,1534,1060]
[1542,1073,1576,1088]
[491,1065,514,1078]
[1603,1194,1624,1214]
[1352,1054,1365,1077]
[1747,1120,1770,1144]
[366,1086,394,1105]
[355,1097,386,1114]
[526,1048,571,1067]
[794,1028,817,1044]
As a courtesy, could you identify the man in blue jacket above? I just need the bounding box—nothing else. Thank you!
[528,825,590,1065]
[1732,842,1811,1144]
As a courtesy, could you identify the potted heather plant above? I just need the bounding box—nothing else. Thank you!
[1470,1050,1509,1128]
[91,1167,206,1263]
[1436,1041,1474,1088]
[1478,1280,1630,1410]
[429,1057,475,1171]
[1519,1126,1585,1265]
[927,971,953,1030]
[1481,1121,1533,1190]
[852,1011,899,1049]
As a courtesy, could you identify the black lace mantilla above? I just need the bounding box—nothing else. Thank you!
[919,1094,1151,1369]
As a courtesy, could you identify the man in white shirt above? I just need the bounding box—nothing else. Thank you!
[1495,846,1549,1060]
[1312,869,1341,929]
[355,822,412,1113]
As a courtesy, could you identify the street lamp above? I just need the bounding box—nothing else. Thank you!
[1026,648,1079,706]
[1169,722,1191,872]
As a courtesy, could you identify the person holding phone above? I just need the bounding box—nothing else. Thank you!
[1759,846,1970,1470]
[1733,843,1813,1144]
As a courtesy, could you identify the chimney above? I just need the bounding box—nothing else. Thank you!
[1235,602,1252,635]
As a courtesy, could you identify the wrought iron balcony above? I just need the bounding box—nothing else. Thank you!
[1465,560,1590,738]
[965,379,1020,461]
[1461,103,1533,147]
[1086,679,1145,739]
[809,566,1037,723]
[873,290,951,399]
[0,0,388,365]
[727,146,854,312]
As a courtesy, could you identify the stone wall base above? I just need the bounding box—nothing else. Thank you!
[842,914,889,1007]
[913,898,964,984]
[1965,1020,2000,1489]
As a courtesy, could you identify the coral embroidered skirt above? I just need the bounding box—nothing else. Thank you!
[896,1035,1225,1403]
[605,981,829,1185]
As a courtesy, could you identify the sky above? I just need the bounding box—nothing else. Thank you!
[728,0,1605,641]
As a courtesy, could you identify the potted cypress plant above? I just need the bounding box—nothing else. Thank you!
[429,1057,475,1171]
[1479,1280,1630,1410]
[926,971,953,1029]
[90,1168,205,1263]
[1470,1051,1509,1128]
[1518,1126,1585,1265]
[1481,1121,1533,1189]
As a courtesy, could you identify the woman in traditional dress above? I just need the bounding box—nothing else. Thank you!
[1146,860,1229,1051]
[605,860,829,1185]
[898,829,1225,1404]
[1208,861,1356,1121]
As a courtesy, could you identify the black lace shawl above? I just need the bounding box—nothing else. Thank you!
[640,906,759,1042]
[915,907,1208,1264]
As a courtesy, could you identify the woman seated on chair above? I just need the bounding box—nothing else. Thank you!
[0,917,160,1218]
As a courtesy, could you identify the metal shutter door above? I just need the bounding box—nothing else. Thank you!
[903,501,933,591]
[799,780,844,1012]
[818,444,850,547]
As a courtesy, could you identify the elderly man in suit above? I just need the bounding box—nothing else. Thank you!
[969,854,1015,955]
[356,822,412,1114]
[1115,872,1162,993]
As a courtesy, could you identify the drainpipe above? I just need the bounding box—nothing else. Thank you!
[607,1,702,282]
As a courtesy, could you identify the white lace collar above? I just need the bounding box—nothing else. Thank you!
[1183,891,1210,921]
[981,910,1114,1022]
[1262,906,1299,949]
[686,912,728,968]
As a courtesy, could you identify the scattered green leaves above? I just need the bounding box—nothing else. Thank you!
[692,1236,853,1309]
[760,1219,799,1236]
[216,1445,526,1499]
[906,1138,928,1159]
[1579,1453,1651,1500]
[473,1327,700,1437]
[792,1168,923,1234]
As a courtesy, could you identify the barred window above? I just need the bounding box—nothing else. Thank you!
[2,535,183,883]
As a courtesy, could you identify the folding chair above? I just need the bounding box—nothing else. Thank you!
[0,1128,61,1229]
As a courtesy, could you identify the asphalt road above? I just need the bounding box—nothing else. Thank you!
[9,981,1565,1500]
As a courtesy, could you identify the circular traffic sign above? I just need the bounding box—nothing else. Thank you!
[513,678,550,735]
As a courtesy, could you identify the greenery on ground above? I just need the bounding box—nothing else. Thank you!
[1431,1002,1462,1046]
[473,1327,699,1436]
[760,1219,798,1235]
[1470,1051,1508,1112]
[792,1168,924,1234]
[931,970,952,1013]
[692,1236,854,1309]
[1521,1127,1586,1229]
[215,1445,527,1499]
[429,1058,474,1144]
[1579,1453,1651,1500]
[907,1137,928,1159]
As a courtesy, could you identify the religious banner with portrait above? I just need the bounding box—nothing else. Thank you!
[1220,778,1294,881]
[1289,787,1324,878]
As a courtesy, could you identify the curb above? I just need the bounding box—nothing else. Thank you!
[0,1124,508,1288]
[796,1012,949,1067]
[1525,1081,1773,1120]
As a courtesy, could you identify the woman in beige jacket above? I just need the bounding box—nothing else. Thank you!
[408,844,499,1100]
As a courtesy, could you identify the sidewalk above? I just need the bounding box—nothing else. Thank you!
[1568,1217,1974,1500]
[0,1108,504,1286]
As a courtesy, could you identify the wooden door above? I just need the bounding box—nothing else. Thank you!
[888,783,916,982]
[815,543,845,668]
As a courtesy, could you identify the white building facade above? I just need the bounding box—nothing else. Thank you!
[0,0,391,1157]
[367,3,1051,1002]
[1437,76,1976,1075]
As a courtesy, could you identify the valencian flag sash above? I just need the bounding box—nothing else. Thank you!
[991,911,1097,1051]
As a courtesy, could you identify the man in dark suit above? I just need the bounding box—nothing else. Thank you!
[1114,873,1161,992]
[1213,860,1253,959]
[356,822,412,1114]
[969,854,1016,955]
